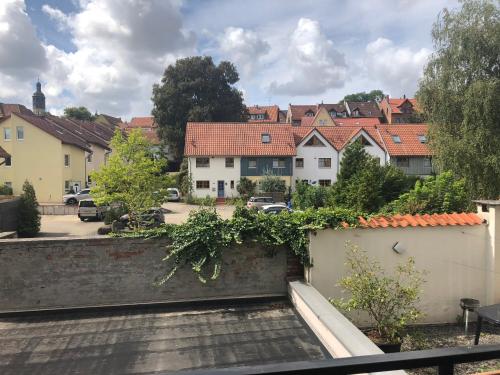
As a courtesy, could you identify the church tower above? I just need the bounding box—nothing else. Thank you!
[32,80,46,116]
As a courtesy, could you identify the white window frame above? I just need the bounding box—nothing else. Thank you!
[318,158,331,169]
[3,127,11,141]
[64,154,70,167]
[273,158,285,169]
[16,126,24,141]
[295,158,304,168]
[196,157,210,168]
[319,179,331,187]
[225,157,234,168]
[196,180,210,189]
[248,159,257,169]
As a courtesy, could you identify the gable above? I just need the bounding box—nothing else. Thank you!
[304,134,326,147]
[310,106,335,126]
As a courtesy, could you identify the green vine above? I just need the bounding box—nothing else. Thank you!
[113,206,361,283]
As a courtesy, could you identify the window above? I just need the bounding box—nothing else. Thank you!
[273,158,285,169]
[392,135,401,143]
[230,180,235,189]
[319,119,327,125]
[225,157,234,168]
[418,134,427,144]
[257,114,265,120]
[16,126,24,140]
[87,153,93,163]
[87,175,92,184]
[196,157,209,168]
[352,110,360,117]
[261,133,271,143]
[64,180,70,192]
[4,156,11,166]
[318,158,331,168]
[319,179,331,187]
[396,157,409,167]
[423,157,432,168]
[248,159,257,168]
[358,135,372,146]
[304,135,325,147]
[3,127,11,141]
[4,181,12,188]
[301,179,309,184]
[64,154,70,167]
[305,110,315,117]
[295,158,304,168]
[196,180,210,189]
[330,111,337,118]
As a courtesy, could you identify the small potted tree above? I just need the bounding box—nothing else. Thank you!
[331,243,425,353]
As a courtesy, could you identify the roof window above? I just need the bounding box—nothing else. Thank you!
[418,134,427,143]
[392,135,401,143]
[261,133,271,143]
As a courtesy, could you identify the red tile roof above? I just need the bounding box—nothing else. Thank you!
[358,212,484,228]
[0,103,33,117]
[48,116,111,150]
[128,116,155,127]
[346,101,382,117]
[289,103,347,123]
[388,98,418,114]
[0,146,10,159]
[185,122,296,156]
[377,124,430,156]
[248,105,280,122]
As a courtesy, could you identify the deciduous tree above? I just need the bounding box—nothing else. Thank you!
[64,106,96,121]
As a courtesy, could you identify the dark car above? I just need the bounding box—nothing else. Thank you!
[119,208,165,228]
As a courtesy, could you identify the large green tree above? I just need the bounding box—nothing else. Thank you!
[341,89,385,103]
[17,180,41,238]
[417,0,500,199]
[64,106,96,121]
[90,129,168,228]
[152,56,248,163]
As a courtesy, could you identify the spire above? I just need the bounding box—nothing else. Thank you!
[32,79,46,116]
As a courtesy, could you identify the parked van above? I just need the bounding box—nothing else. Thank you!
[78,199,108,221]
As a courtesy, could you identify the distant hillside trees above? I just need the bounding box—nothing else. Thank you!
[152,56,248,165]
[341,90,385,103]
[418,0,500,199]
[64,106,96,122]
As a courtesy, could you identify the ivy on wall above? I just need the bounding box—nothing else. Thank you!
[115,206,361,283]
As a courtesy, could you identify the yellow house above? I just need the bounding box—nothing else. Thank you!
[0,113,91,202]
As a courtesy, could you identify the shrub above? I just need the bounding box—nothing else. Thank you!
[292,181,330,209]
[104,205,128,225]
[260,171,286,193]
[17,180,41,237]
[0,184,13,195]
[236,177,256,198]
[386,171,469,214]
[331,243,425,344]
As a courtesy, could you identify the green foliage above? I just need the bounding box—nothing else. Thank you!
[64,106,96,121]
[417,0,500,199]
[341,90,385,103]
[90,129,168,228]
[259,171,286,193]
[0,184,13,195]
[292,181,330,209]
[385,171,469,214]
[103,205,128,225]
[236,177,256,198]
[152,56,247,163]
[17,180,41,237]
[186,195,216,206]
[332,243,426,343]
[158,208,232,284]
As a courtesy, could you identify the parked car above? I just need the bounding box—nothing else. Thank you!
[64,188,91,204]
[246,196,274,210]
[78,199,108,221]
[167,188,181,202]
[261,204,292,215]
[119,208,165,228]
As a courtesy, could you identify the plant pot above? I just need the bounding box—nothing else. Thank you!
[376,341,402,353]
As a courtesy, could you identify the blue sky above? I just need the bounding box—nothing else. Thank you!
[1,0,459,119]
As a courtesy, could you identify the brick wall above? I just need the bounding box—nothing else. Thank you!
[0,236,301,313]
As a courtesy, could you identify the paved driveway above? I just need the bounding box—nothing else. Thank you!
[39,203,236,237]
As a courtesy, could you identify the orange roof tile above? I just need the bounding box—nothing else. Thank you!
[377,124,430,156]
[128,117,156,127]
[289,103,347,123]
[184,122,296,156]
[248,105,280,122]
[388,98,418,114]
[359,213,484,229]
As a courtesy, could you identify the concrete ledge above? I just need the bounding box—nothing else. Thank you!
[38,204,77,215]
[289,280,405,374]
[0,231,16,239]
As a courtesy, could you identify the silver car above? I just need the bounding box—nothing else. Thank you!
[246,196,274,210]
[63,188,91,205]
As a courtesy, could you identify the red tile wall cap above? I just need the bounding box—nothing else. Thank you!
[357,212,484,229]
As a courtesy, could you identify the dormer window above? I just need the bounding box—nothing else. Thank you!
[261,133,271,143]
[392,135,401,143]
[330,111,337,118]
[305,110,315,117]
[418,134,427,143]
[352,109,360,117]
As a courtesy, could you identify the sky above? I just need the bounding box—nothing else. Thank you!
[0,0,460,120]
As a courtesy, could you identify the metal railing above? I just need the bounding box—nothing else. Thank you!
[172,344,500,375]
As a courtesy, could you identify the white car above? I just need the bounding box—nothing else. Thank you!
[77,199,108,221]
[63,188,91,205]
[167,188,181,202]
[261,204,292,214]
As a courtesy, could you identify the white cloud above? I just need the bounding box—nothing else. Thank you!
[364,37,431,96]
[268,18,347,96]
[41,4,70,31]
[0,0,47,79]
[218,27,270,76]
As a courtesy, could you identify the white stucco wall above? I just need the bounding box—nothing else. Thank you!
[307,224,490,324]
[188,156,241,198]
[293,132,339,188]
